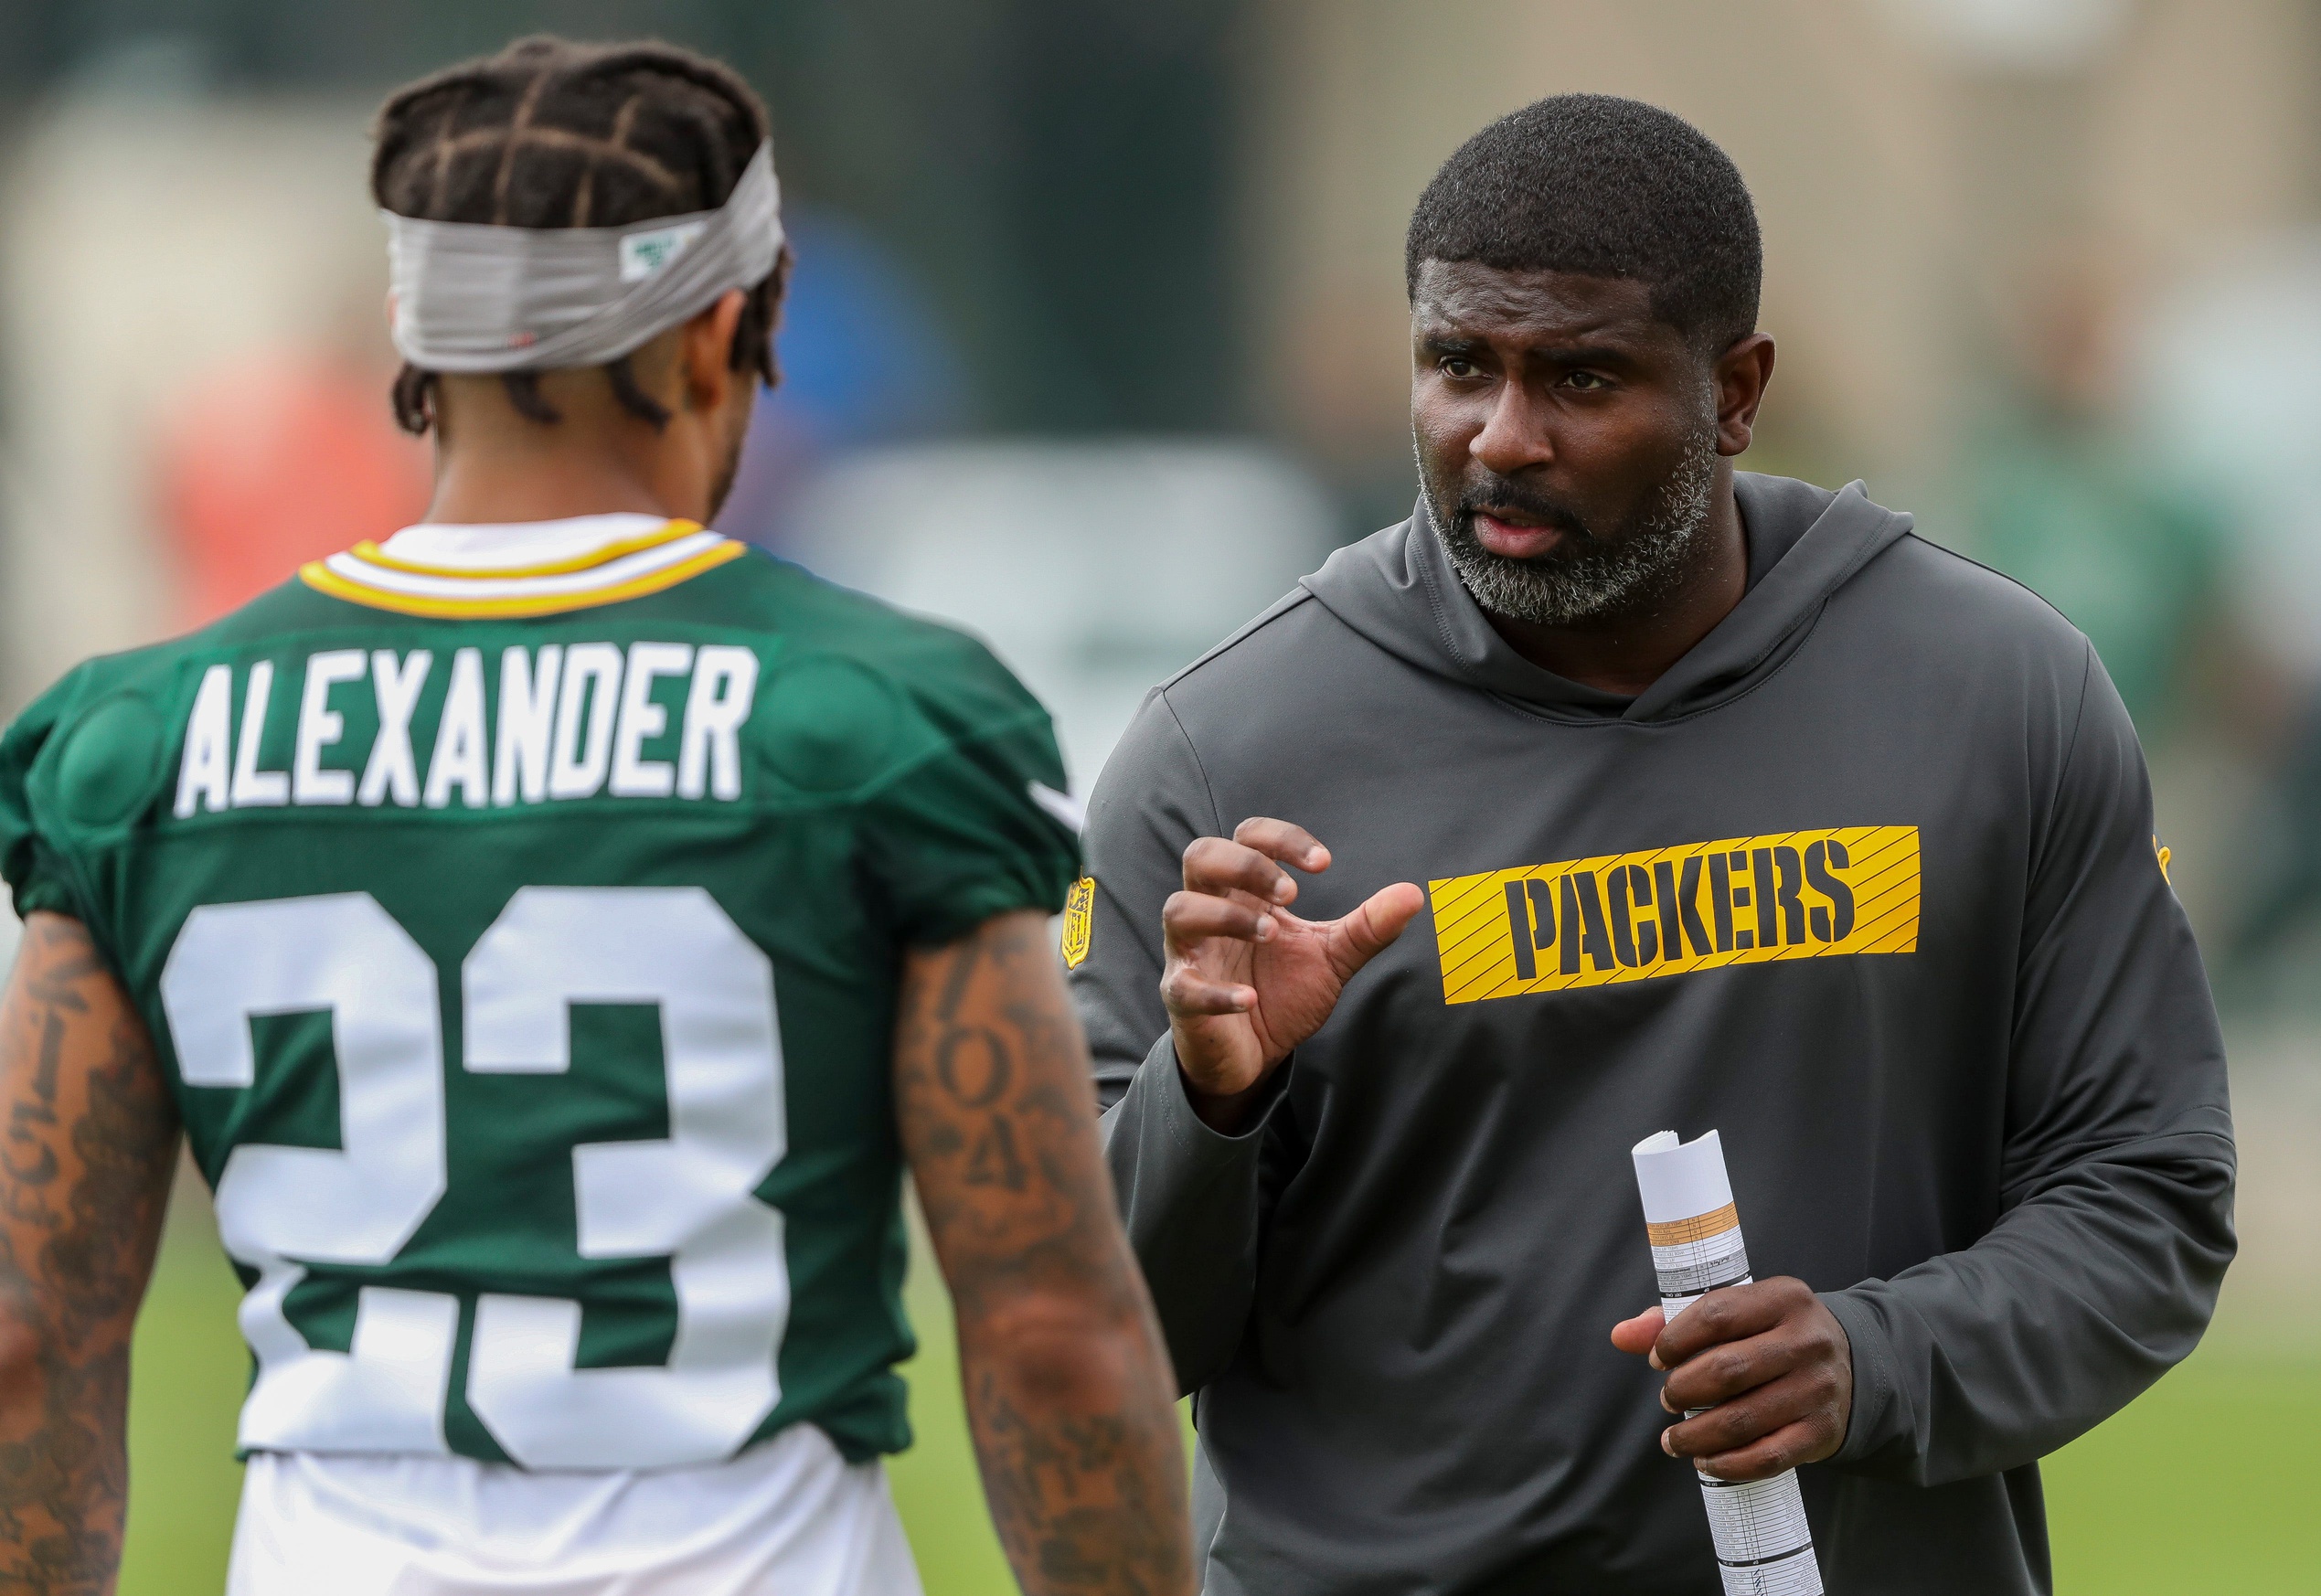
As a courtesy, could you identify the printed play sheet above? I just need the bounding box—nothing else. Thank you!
[1633,1130,1825,1596]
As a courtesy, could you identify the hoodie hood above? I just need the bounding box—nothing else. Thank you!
[1300,472,1913,724]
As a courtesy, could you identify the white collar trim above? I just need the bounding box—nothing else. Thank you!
[375,513,676,571]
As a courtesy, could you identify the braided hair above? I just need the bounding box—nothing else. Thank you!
[372,36,784,435]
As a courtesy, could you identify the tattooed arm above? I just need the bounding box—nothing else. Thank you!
[896,910,1194,1596]
[0,914,180,1595]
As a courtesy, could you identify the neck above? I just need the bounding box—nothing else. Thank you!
[423,442,686,527]
[1477,473,1748,697]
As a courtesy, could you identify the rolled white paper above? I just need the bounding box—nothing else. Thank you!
[1631,1129,1824,1596]
[1634,1127,1732,1223]
[1634,1128,1751,1321]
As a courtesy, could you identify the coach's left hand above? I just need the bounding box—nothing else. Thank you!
[1609,1278,1851,1482]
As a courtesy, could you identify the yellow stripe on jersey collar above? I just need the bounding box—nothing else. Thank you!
[299,520,748,619]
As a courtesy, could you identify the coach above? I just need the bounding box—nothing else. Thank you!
[1069,96,2233,1595]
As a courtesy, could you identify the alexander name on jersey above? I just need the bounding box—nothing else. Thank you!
[173,641,759,817]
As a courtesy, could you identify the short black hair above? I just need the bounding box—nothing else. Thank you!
[1405,94,1761,351]
[372,35,783,435]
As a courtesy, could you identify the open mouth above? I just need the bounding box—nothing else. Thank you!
[1471,509,1576,559]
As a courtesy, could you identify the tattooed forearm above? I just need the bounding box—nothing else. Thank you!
[896,910,1193,1596]
[0,915,179,1595]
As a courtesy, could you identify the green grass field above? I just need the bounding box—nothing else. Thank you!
[119,1218,2317,1594]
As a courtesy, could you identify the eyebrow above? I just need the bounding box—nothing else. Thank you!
[1526,340,1638,366]
[1415,325,1641,367]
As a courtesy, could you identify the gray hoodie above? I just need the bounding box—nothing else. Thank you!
[1071,473,2234,1595]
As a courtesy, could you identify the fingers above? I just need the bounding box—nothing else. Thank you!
[1660,1322,1793,1412]
[1325,881,1426,976]
[1159,896,1271,1017]
[1161,964,1256,1017]
[1653,1278,1801,1372]
[1162,889,1277,955]
[1183,835,1303,906]
[1661,1363,1831,1451]
[1231,816,1329,872]
[1609,1305,1665,1357]
[1686,1418,1832,1483]
[1656,1281,1840,1410]
[1663,1362,1843,1476]
[1648,1278,1852,1480]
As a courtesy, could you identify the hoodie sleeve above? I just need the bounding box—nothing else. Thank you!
[1070,689,1207,1109]
[1821,642,2235,1484]
[1070,686,1295,1393]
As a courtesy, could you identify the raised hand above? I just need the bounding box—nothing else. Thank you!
[1161,817,1425,1133]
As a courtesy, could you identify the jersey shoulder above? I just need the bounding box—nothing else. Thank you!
[1,575,347,776]
[689,551,1062,793]
[0,607,276,922]
[687,555,1080,939]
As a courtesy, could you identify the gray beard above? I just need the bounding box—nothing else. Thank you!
[1431,426,1719,627]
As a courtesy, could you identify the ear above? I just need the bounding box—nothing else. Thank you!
[761,244,796,393]
[680,288,751,413]
[1713,333,1776,457]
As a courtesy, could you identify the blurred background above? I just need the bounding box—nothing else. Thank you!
[0,0,2316,1590]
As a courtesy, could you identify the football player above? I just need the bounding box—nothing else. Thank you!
[0,36,1190,1596]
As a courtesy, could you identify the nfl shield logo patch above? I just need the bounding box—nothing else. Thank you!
[1060,877,1096,969]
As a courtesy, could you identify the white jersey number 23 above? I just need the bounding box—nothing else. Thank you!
[158,887,789,1470]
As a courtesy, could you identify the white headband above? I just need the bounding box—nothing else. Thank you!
[385,140,784,374]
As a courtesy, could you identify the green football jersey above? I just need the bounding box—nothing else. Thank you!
[0,516,1079,1471]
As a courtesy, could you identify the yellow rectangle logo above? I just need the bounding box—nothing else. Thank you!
[1060,877,1096,969]
[1429,826,1920,1005]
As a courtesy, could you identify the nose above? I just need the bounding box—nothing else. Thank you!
[1470,377,1554,478]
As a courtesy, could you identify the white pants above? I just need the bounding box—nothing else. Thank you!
[227,1424,925,1596]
